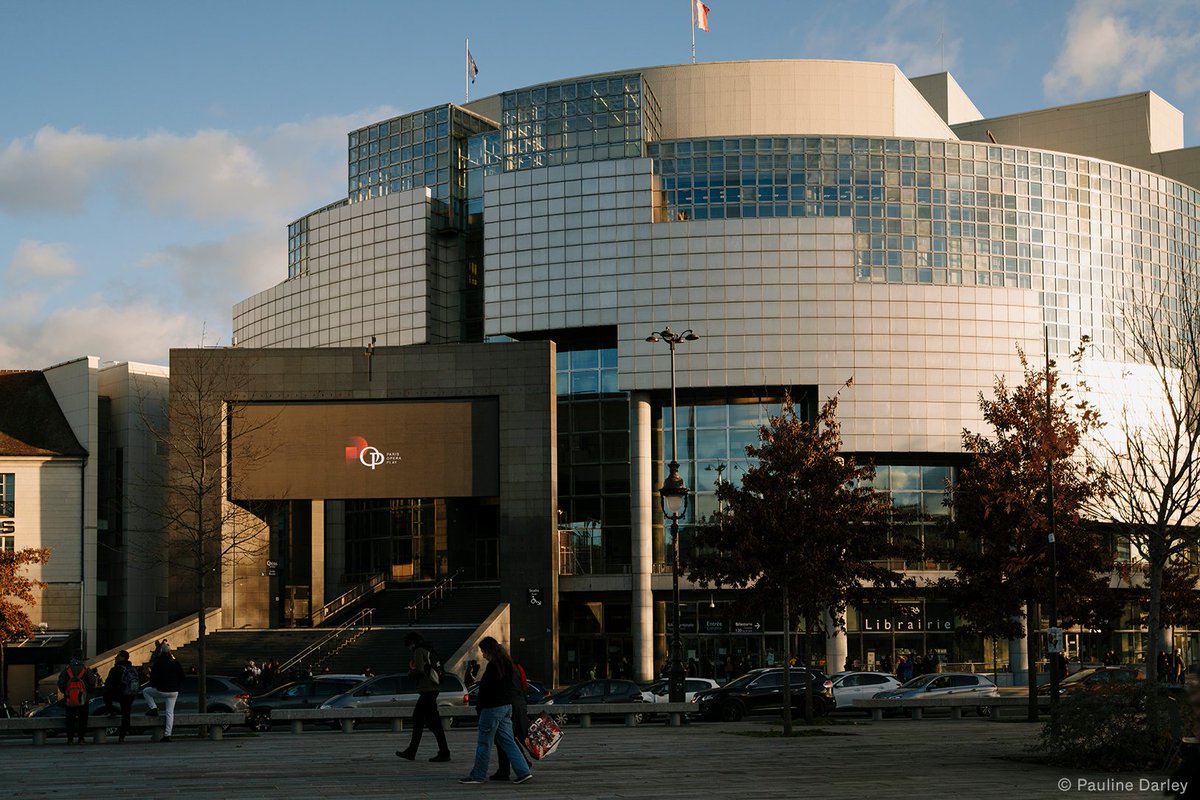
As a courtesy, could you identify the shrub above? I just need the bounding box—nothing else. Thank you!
[1038,683,1194,771]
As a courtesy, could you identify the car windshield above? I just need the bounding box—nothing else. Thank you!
[898,674,938,690]
[1060,669,1095,685]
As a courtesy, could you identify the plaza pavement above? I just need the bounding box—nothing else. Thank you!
[0,716,1172,799]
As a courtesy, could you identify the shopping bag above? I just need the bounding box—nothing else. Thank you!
[523,711,563,760]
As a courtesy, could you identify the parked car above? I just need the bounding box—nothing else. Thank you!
[29,675,250,735]
[692,667,834,722]
[871,672,998,716]
[640,677,720,704]
[466,679,550,708]
[829,671,902,710]
[544,679,647,724]
[1036,666,1146,705]
[318,672,467,712]
[249,674,368,731]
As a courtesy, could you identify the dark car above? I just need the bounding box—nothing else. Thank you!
[249,674,368,731]
[692,667,834,721]
[30,675,250,735]
[467,679,550,707]
[544,679,647,724]
[1037,666,1145,705]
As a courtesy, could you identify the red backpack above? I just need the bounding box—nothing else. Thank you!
[65,666,88,707]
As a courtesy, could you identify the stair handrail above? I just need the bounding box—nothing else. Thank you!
[405,570,462,622]
[278,607,374,675]
[311,572,388,627]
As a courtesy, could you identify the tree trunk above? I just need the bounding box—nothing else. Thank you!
[781,588,792,735]
[1146,544,1164,683]
[198,567,208,732]
[0,641,7,710]
[804,619,814,725]
[1026,599,1038,723]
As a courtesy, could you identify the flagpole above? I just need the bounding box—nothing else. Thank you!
[465,36,470,103]
[690,0,696,63]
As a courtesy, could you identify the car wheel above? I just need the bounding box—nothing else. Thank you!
[250,712,272,732]
[551,713,570,727]
[633,712,650,725]
[718,702,744,722]
[976,705,992,718]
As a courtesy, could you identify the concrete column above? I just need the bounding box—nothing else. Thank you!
[311,500,325,614]
[631,392,655,682]
[823,608,848,673]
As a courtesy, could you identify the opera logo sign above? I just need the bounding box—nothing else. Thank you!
[345,436,402,470]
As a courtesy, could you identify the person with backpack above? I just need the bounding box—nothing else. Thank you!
[57,653,97,745]
[103,650,140,743]
[395,632,450,763]
[489,654,530,781]
[143,642,185,742]
[460,636,532,785]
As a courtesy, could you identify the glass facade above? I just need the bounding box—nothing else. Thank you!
[650,136,1200,357]
[556,347,630,575]
[867,464,956,569]
[347,105,498,223]
[501,74,660,171]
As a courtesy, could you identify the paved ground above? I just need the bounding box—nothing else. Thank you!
[0,716,1174,799]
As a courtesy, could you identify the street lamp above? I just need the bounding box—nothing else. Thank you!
[646,326,699,703]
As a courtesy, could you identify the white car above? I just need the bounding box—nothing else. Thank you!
[641,677,720,704]
[830,671,902,709]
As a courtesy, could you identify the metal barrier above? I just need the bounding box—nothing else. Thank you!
[278,608,374,676]
[311,572,387,627]
[405,571,461,622]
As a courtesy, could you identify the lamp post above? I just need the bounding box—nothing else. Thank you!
[646,326,699,703]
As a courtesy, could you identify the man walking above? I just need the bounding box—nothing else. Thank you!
[103,650,140,743]
[395,632,450,762]
[143,642,184,742]
[58,653,97,745]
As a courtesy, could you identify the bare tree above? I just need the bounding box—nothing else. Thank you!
[0,547,50,707]
[1086,278,1200,681]
[137,343,275,717]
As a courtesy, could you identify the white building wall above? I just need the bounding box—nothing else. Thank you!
[97,361,170,640]
[0,457,84,633]
[640,61,955,141]
[42,358,97,655]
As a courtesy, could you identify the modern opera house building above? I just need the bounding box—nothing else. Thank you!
[212,60,1200,683]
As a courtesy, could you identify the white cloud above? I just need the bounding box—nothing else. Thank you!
[0,106,400,365]
[6,240,79,283]
[1043,1,1200,101]
[0,107,397,224]
[0,298,203,369]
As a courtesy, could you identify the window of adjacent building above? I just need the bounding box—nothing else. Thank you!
[0,473,13,517]
[0,535,12,552]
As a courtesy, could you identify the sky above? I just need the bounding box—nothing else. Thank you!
[2,0,1199,370]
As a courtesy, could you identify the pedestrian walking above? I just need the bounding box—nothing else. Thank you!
[57,653,97,745]
[143,642,184,742]
[490,656,530,781]
[459,636,532,785]
[103,649,140,743]
[395,632,450,762]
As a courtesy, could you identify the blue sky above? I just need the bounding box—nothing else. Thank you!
[2,0,1198,369]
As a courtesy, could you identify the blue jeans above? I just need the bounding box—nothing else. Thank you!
[470,705,530,781]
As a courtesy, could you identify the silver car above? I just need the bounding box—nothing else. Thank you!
[830,671,903,709]
[872,672,998,700]
[319,672,467,711]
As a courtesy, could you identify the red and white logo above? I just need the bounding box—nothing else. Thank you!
[346,436,400,470]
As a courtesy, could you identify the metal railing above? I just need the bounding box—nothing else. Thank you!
[405,571,461,623]
[278,607,373,676]
[311,572,387,627]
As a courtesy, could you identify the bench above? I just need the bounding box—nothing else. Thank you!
[265,702,689,733]
[852,696,1029,721]
[0,712,247,745]
[528,702,691,728]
